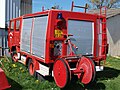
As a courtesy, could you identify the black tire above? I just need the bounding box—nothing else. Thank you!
[28,59,35,76]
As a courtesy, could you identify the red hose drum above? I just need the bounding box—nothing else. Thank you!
[76,57,95,84]
[53,59,71,88]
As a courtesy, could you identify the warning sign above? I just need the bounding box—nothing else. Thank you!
[54,30,63,38]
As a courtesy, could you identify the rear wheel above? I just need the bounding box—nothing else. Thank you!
[53,58,71,88]
[28,59,35,76]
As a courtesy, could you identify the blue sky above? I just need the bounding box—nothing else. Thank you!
[32,0,88,13]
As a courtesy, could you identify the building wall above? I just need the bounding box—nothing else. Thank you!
[21,0,32,16]
[0,28,7,56]
[0,0,32,56]
[107,15,120,56]
[5,0,32,26]
[5,0,20,25]
[0,0,6,55]
[0,0,5,28]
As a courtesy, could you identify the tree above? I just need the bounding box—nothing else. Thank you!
[51,5,60,9]
[46,5,62,10]
[88,0,120,9]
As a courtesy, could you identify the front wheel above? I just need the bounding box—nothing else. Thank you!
[11,51,18,62]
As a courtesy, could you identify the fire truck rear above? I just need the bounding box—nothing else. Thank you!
[8,2,108,88]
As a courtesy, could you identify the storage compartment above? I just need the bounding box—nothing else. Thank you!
[68,20,94,55]
[32,16,48,58]
[20,18,32,52]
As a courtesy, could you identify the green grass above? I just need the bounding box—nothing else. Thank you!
[0,58,59,90]
[0,56,120,90]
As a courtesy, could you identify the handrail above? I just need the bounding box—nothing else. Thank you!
[100,6,107,16]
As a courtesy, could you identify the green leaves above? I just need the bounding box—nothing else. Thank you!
[88,0,120,9]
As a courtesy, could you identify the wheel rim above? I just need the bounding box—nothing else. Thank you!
[77,57,93,84]
[29,63,34,75]
[53,59,70,88]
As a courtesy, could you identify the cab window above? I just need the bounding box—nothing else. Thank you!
[16,20,20,31]
[10,21,14,31]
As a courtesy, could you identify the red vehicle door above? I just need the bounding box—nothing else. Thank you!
[13,20,20,45]
[8,21,14,48]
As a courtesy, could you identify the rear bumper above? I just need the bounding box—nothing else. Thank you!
[96,66,104,71]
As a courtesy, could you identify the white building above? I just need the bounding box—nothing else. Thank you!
[89,8,120,57]
[106,9,120,57]
[0,0,32,55]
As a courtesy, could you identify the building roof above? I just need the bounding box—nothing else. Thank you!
[88,8,120,18]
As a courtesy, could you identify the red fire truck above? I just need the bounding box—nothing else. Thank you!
[8,2,108,88]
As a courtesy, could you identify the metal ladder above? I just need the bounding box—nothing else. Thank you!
[98,6,107,58]
[71,1,88,13]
